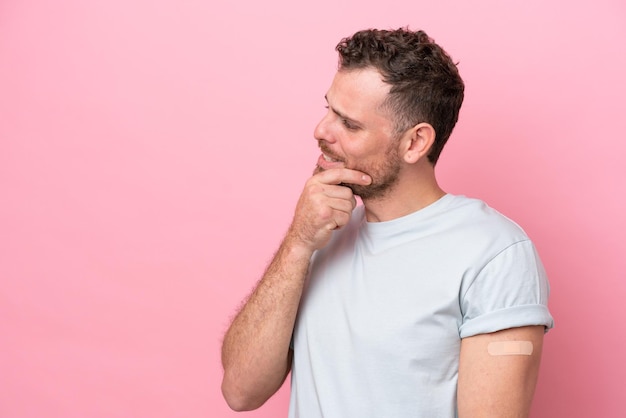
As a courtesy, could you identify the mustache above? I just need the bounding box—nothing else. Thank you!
[318,142,344,162]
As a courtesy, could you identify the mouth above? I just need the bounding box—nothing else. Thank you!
[316,149,346,171]
[322,152,342,163]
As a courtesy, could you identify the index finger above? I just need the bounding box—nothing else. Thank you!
[316,168,372,186]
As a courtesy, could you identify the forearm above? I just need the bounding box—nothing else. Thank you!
[221,168,369,411]
[221,235,313,411]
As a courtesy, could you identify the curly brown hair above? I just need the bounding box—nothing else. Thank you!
[336,28,464,165]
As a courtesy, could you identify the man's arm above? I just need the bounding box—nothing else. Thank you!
[220,168,371,411]
[457,325,545,418]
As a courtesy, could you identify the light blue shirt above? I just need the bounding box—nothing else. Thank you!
[289,194,553,418]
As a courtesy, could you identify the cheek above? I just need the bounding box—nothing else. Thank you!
[343,141,373,161]
[344,156,377,176]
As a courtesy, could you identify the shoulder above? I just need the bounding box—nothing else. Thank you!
[440,195,528,242]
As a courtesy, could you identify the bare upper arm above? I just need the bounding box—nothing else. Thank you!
[457,325,545,418]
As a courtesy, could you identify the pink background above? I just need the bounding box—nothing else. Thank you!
[1,1,624,417]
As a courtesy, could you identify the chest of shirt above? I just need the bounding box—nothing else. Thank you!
[297,235,468,360]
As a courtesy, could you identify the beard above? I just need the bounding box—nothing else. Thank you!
[315,141,402,200]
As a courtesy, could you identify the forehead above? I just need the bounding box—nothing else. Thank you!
[326,68,392,120]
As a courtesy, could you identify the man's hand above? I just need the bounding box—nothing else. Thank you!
[287,168,371,251]
[222,168,370,411]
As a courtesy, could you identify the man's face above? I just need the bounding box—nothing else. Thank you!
[314,68,402,200]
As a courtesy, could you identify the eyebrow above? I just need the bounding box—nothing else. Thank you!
[325,95,362,127]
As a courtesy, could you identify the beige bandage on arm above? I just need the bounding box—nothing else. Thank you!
[487,340,533,356]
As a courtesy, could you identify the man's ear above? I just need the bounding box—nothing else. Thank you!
[401,123,436,164]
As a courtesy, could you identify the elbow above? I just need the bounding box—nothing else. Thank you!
[221,375,266,412]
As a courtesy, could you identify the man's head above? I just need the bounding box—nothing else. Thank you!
[335,28,464,165]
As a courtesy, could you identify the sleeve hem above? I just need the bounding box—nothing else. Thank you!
[459,304,554,338]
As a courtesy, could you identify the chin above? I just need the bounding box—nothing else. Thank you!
[345,183,372,199]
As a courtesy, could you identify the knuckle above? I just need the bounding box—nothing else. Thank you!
[305,182,323,195]
[317,205,333,222]
[335,212,350,226]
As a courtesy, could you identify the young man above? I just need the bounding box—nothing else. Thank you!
[221,28,553,417]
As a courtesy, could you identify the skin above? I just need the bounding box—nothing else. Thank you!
[457,326,545,418]
[221,68,544,415]
[220,167,371,411]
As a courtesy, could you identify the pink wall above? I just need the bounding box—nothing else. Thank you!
[1,1,624,417]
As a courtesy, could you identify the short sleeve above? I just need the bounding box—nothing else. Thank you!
[459,240,554,338]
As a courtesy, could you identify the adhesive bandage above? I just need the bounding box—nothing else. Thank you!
[487,341,533,356]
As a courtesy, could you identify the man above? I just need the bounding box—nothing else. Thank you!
[221,28,553,417]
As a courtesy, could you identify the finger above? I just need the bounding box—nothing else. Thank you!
[326,196,357,216]
[320,183,357,201]
[332,210,352,229]
[316,168,372,187]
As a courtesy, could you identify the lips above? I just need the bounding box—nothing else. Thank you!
[316,143,346,170]
[322,153,341,162]
[317,151,345,170]
[319,143,344,162]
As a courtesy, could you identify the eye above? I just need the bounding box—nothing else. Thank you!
[342,119,358,130]
[324,104,360,130]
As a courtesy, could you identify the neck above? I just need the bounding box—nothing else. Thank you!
[361,164,445,223]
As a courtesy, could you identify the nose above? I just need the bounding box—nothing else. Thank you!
[313,111,336,144]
